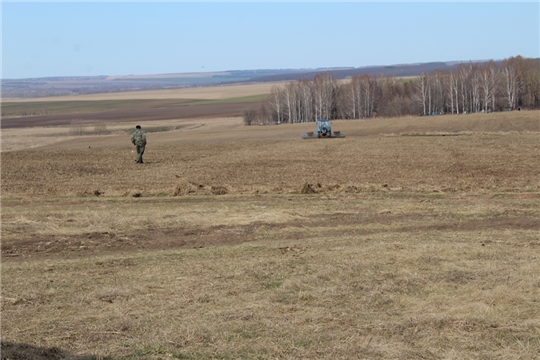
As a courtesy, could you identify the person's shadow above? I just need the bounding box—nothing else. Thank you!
[1,341,107,360]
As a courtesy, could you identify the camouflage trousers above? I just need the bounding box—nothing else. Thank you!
[135,145,145,163]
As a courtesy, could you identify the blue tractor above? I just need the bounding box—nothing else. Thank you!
[302,119,346,139]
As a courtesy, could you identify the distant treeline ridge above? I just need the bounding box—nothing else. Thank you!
[244,56,540,125]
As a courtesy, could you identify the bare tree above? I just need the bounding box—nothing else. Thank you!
[456,64,471,113]
[93,122,108,135]
[270,86,284,124]
[341,82,355,119]
[360,75,377,118]
[283,82,298,123]
[243,109,257,126]
[69,120,87,136]
[524,59,540,109]
[431,70,446,114]
[445,71,458,114]
[259,57,538,126]
[258,102,270,125]
[488,62,500,111]
[470,64,482,113]
[348,77,359,118]
[298,79,313,122]
[416,73,429,116]
[479,61,498,112]
[313,74,325,119]
[501,59,522,110]
[313,72,337,119]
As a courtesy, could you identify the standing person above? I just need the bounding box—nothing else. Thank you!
[131,125,147,163]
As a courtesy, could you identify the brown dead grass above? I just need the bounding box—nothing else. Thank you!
[2,194,539,358]
[1,110,540,359]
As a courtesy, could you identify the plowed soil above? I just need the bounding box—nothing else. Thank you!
[2,114,539,198]
[0,101,259,129]
[2,110,539,259]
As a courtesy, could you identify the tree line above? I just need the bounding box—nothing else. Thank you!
[244,56,540,125]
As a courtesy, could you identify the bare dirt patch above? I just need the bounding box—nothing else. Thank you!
[2,207,538,260]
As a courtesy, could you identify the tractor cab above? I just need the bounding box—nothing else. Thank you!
[317,119,332,138]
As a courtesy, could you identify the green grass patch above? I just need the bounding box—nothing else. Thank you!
[189,94,270,105]
[1,100,189,117]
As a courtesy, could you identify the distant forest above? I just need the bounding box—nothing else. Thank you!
[245,56,540,125]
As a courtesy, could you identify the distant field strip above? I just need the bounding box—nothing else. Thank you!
[1,95,268,117]
[3,82,283,102]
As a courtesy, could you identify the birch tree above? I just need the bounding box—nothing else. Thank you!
[479,61,498,112]
[502,63,520,110]
[456,65,470,113]
[446,71,459,114]
[298,79,313,122]
[283,82,295,123]
[270,86,284,124]
[431,70,445,114]
[524,59,540,109]
[416,73,429,115]
[312,72,337,119]
[361,75,377,118]
[470,65,481,113]
[350,75,364,118]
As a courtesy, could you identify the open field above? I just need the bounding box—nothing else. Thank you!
[3,82,284,102]
[1,82,283,129]
[1,95,540,359]
[0,98,267,130]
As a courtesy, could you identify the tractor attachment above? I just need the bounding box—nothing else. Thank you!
[301,119,346,139]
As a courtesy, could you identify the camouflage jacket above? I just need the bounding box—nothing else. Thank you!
[131,129,147,146]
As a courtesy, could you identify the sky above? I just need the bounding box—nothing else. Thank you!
[2,1,539,79]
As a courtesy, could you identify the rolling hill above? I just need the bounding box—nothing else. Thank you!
[1,59,505,99]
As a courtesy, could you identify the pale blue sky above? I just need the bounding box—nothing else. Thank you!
[2,1,539,79]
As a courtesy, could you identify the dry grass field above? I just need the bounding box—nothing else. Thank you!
[1,88,539,360]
